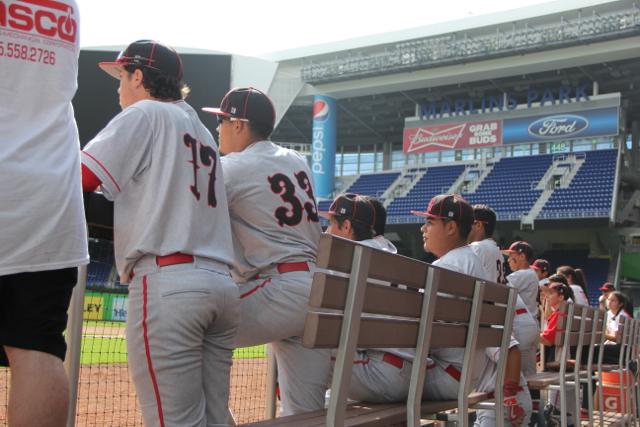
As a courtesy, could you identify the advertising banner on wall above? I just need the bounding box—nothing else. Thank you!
[502,106,619,144]
[311,95,336,198]
[110,296,128,322]
[403,98,620,153]
[403,120,502,153]
[83,293,106,321]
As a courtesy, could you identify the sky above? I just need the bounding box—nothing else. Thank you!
[77,0,553,57]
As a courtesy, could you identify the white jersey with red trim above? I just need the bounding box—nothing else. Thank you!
[82,99,234,280]
[506,268,539,318]
[0,0,88,275]
[221,141,322,282]
[429,245,490,381]
[469,238,507,284]
[570,284,589,305]
[360,237,397,253]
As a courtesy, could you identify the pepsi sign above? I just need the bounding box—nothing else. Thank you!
[527,114,589,139]
[312,100,330,122]
[311,95,336,198]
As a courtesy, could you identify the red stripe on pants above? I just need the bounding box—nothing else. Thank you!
[240,277,272,299]
[143,275,165,427]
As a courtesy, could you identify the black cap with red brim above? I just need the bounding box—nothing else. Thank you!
[98,40,183,80]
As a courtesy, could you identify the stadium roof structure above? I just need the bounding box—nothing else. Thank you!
[265,0,629,61]
[260,0,640,148]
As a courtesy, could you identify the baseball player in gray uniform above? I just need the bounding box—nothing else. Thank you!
[415,196,530,426]
[322,194,412,403]
[202,88,329,416]
[532,259,551,287]
[82,40,239,427]
[323,194,529,425]
[468,205,539,378]
[365,196,398,253]
[502,241,539,319]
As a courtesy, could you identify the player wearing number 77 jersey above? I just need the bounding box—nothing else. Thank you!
[203,88,330,416]
[81,40,239,426]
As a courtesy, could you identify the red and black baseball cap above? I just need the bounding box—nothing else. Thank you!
[319,193,376,229]
[411,194,473,226]
[202,87,276,133]
[99,40,183,80]
[599,282,615,292]
[531,259,550,273]
[502,241,534,261]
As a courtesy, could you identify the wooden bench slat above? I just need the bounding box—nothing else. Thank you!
[341,405,409,427]
[316,234,429,289]
[432,267,476,298]
[243,403,411,427]
[242,408,328,427]
[308,273,507,324]
[308,274,423,317]
[482,281,510,305]
[421,391,489,414]
[304,313,504,349]
[526,372,560,389]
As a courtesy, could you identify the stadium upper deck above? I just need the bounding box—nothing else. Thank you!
[265,0,640,179]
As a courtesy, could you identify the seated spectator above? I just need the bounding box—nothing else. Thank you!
[598,282,614,311]
[539,277,574,346]
[532,259,551,286]
[606,291,632,343]
[557,265,589,306]
[539,276,576,425]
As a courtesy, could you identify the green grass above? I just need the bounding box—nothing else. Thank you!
[79,320,266,364]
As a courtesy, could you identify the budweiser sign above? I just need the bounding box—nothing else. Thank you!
[403,120,503,153]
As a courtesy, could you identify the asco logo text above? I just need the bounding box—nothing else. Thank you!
[0,0,78,44]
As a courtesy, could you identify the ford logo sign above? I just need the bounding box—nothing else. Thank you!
[528,114,589,138]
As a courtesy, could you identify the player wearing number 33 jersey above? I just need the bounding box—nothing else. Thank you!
[203,88,330,416]
[82,40,239,427]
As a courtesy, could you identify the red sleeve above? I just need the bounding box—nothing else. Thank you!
[82,163,102,192]
[541,311,560,344]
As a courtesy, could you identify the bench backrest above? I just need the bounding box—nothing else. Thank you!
[304,234,517,427]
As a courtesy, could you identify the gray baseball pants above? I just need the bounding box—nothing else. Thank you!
[235,266,331,416]
[127,256,239,427]
[337,350,456,403]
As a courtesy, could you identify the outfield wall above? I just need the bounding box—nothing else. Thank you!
[83,292,128,322]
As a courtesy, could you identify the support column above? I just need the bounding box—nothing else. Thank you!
[632,121,639,171]
[383,142,393,171]
[311,95,336,198]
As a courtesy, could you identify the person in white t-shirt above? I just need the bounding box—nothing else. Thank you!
[606,291,632,342]
[1,2,89,425]
[503,241,540,318]
[557,265,590,306]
